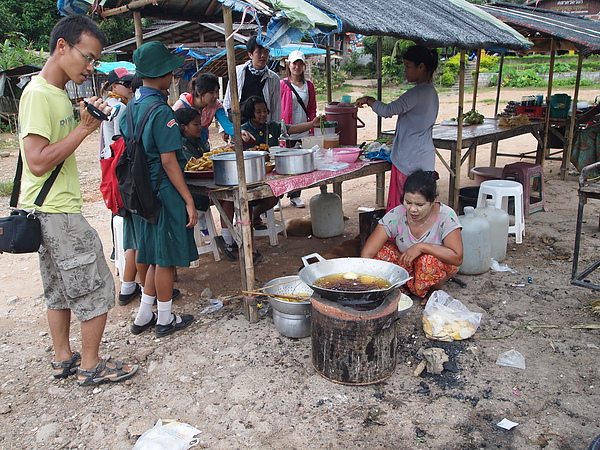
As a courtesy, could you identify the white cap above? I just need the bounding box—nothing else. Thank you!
[287,50,306,63]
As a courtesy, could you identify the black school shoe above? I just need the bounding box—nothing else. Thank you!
[155,314,195,338]
[215,235,237,261]
[130,312,157,335]
[118,283,142,306]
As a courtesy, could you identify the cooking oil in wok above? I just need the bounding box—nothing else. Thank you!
[314,272,391,292]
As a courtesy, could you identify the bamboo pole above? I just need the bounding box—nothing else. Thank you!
[223,6,254,290]
[133,10,143,48]
[562,53,584,180]
[101,0,155,17]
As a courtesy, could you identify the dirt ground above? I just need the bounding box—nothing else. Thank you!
[0,85,599,449]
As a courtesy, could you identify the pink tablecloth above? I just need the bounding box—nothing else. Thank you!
[264,161,370,197]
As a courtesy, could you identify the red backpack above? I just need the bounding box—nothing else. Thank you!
[100,137,126,216]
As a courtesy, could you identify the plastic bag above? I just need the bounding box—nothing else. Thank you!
[496,349,526,369]
[422,291,482,341]
[132,419,201,450]
[314,148,349,171]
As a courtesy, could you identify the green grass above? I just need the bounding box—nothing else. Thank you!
[0,181,14,195]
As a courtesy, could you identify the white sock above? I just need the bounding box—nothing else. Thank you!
[134,293,155,325]
[222,228,233,246]
[120,281,137,295]
[157,300,173,325]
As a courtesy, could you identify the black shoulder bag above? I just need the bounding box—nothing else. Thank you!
[0,153,63,253]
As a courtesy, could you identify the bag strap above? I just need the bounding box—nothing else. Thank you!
[126,101,165,192]
[284,79,309,118]
[10,151,64,208]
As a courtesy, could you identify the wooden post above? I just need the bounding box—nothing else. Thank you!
[562,53,583,180]
[471,49,481,110]
[326,40,332,104]
[243,294,259,323]
[468,49,482,179]
[223,6,254,291]
[450,50,466,210]
[133,10,143,48]
[541,39,556,166]
[376,36,382,138]
[492,53,505,118]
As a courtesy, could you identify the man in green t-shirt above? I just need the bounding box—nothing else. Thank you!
[18,15,137,386]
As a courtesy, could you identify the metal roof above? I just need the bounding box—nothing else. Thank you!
[479,2,600,55]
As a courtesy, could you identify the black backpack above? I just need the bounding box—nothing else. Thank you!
[116,101,164,224]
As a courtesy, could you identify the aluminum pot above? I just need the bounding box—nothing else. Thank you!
[210,151,267,186]
[299,253,411,305]
[263,276,312,338]
[273,149,315,175]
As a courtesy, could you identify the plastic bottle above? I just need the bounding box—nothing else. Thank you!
[458,206,491,275]
[278,119,290,148]
[309,185,344,238]
[473,199,509,262]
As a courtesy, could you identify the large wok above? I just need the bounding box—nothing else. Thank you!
[299,253,411,307]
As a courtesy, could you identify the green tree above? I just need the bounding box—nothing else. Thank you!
[0,33,47,70]
[0,0,59,48]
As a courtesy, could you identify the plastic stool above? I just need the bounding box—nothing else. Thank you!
[254,200,287,246]
[193,207,221,261]
[112,215,126,282]
[477,180,525,244]
[502,162,546,216]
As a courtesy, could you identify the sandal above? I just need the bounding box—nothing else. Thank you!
[77,358,138,387]
[51,351,81,379]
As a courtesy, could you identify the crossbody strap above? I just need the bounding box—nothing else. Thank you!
[10,151,64,208]
[284,79,309,118]
[126,101,165,192]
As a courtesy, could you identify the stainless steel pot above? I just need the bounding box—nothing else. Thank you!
[273,149,315,175]
[298,253,411,305]
[210,151,267,186]
[263,276,312,338]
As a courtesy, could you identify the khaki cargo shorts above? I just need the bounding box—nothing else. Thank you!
[37,212,115,322]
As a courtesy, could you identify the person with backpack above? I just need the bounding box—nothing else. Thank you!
[17,15,137,386]
[121,41,197,337]
[98,67,142,305]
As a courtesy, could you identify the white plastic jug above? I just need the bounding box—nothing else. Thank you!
[309,185,344,238]
[458,206,491,275]
[474,199,509,262]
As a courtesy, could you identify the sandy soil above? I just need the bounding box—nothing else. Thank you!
[0,86,598,449]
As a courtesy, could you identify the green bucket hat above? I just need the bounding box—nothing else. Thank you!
[133,41,183,78]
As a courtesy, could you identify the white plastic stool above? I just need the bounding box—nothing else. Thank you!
[112,215,126,282]
[476,180,525,244]
[254,200,287,246]
[193,207,221,261]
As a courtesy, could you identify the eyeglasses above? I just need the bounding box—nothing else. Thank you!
[115,80,132,88]
[67,41,101,69]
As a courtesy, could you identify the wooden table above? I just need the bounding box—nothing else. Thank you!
[186,160,392,248]
[381,118,544,208]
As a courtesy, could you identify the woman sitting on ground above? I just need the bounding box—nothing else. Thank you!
[361,170,463,304]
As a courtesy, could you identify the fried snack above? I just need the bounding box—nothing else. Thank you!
[252,143,270,152]
[498,114,531,127]
[184,148,233,171]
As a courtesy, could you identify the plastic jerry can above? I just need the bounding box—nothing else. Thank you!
[473,199,509,262]
[309,185,344,238]
[458,206,491,275]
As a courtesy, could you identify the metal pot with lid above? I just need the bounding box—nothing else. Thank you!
[273,149,315,175]
[209,151,267,186]
[298,253,411,308]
